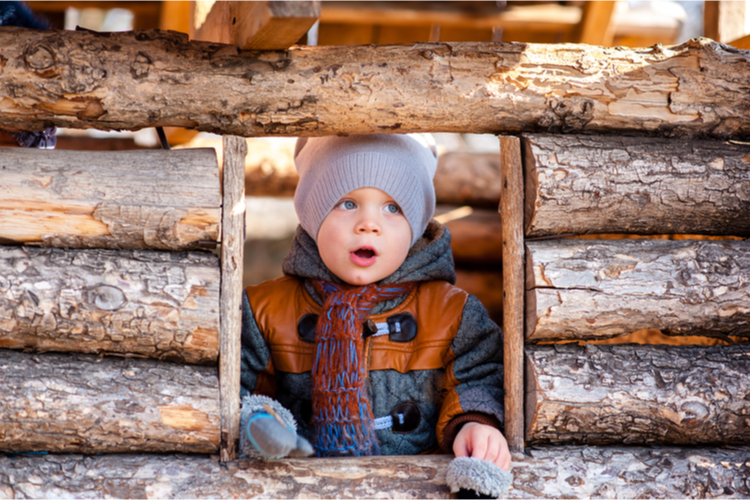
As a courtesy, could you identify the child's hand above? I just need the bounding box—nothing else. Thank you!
[453,422,511,471]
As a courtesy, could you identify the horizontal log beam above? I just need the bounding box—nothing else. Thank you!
[1,446,749,498]
[0,148,220,251]
[0,351,220,454]
[1,29,749,138]
[526,239,750,341]
[523,134,750,237]
[525,344,750,446]
[436,206,503,265]
[0,246,220,364]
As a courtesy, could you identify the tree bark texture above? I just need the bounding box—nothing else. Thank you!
[2,28,750,138]
[525,343,750,446]
[1,447,749,499]
[526,239,750,342]
[0,350,220,454]
[0,246,220,364]
[522,134,750,237]
[0,148,221,251]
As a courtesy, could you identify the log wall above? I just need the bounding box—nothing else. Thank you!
[0,246,220,364]
[526,239,750,341]
[0,148,221,251]
[0,350,220,454]
[525,343,750,446]
[1,447,748,499]
[2,29,750,138]
[522,134,750,237]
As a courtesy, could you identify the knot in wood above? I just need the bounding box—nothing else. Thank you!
[24,45,56,78]
[87,285,126,311]
[131,52,152,80]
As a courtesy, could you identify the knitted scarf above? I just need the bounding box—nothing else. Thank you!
[311,280,414,457]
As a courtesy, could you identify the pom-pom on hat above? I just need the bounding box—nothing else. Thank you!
[293,134,438,247]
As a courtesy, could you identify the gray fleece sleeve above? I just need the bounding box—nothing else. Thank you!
[240,291,272,398]
[450,294,505,426]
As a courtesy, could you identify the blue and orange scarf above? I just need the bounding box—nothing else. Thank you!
[311,280,413,457]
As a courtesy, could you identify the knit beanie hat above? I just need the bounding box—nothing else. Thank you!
[294,134,438,247]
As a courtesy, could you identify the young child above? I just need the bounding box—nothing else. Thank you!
[240,134,510,475]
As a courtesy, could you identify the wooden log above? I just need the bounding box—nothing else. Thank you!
[1,447,749,499]
[500,135,525,453]
[526,239,750,342]
[522,134,750,237]
[436,206,503,266]
[2,29,750,138]
[432,152,502,208]
[219,136,247,461]
[0,148,221,251]
[0,350,220,454]
[525,343,750,446]
[0,246,220,364]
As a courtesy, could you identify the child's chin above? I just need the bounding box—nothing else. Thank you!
[341,271,380,286]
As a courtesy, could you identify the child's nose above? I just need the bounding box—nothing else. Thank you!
[356,214,381,234]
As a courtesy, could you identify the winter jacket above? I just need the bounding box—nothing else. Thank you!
[240,221,504,455]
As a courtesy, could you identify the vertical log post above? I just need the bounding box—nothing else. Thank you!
[220,136,248,461]
[499,136,524,453]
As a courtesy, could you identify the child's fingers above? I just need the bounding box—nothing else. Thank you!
[494,433,512,471]
[499,448,512,471]
[469,428,489,461]
[484,436,501,465]
[452,433,470,458]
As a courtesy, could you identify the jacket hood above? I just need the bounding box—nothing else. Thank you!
[282,220,456,285]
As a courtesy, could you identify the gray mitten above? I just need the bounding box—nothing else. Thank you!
[446,457,513,499]
[240,394,314,459]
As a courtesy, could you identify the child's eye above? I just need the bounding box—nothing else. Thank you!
[385,203,401,214]
[337,200,356,210]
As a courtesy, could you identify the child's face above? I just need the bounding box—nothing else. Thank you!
[318,187,412,286]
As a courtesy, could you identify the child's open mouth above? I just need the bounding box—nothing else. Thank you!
[350,247,377,266]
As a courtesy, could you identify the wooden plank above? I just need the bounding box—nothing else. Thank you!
[236,1,319,50]
[525,239,750,342]
[0,148,221,250]
[192,0,236,45]
[522,134,750,237]
[320,1,581,32]
[219,136,247,462]
[1,446,749,498]
[3,29,750,138]
[0,350,220,454]
[499,135,524,453]
[729,33,750,50]
[574,1,616,45]
[525,343,750,445]
[159,0,191,33]
[704,1,749,43]
[0,246,220,364]
[193,1,319,50]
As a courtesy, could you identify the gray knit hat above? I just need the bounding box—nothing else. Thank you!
[294,134,438,246]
